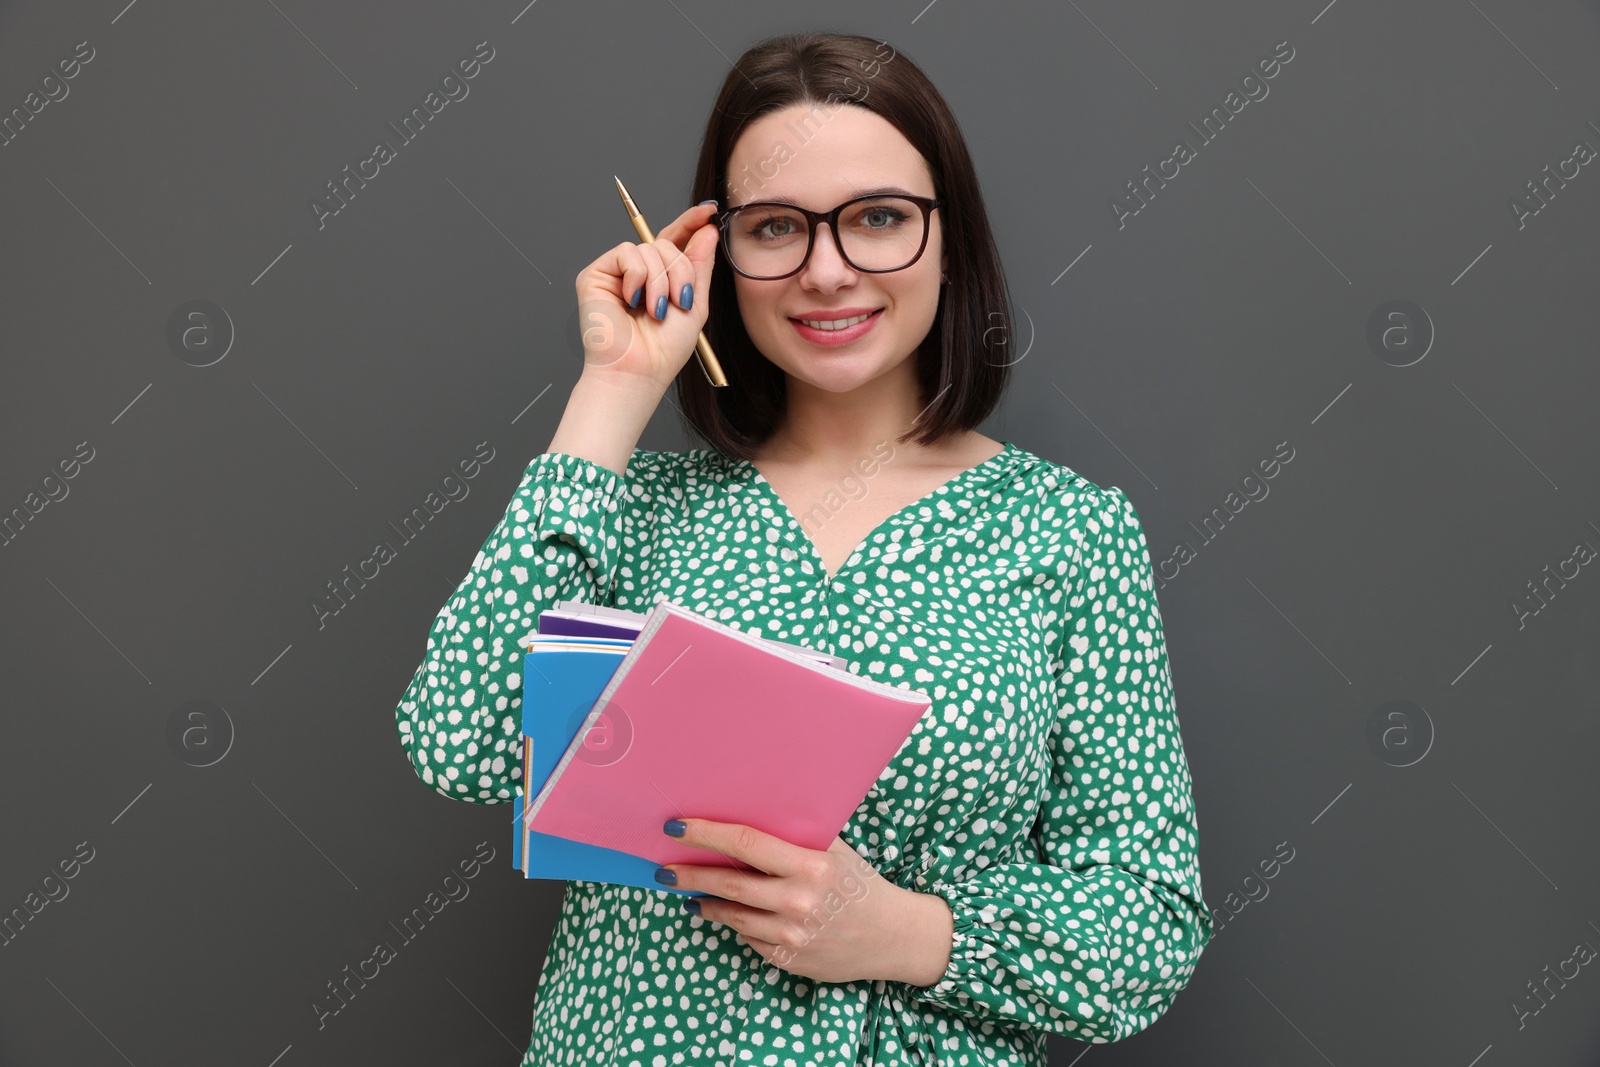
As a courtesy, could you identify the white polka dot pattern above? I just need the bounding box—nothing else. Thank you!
[394,443,1213,1065]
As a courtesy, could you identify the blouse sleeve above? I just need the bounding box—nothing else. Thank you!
[904,484,1213,1043]
[392,449,664,805]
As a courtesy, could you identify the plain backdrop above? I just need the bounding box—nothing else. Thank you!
[1,0,1597,1064]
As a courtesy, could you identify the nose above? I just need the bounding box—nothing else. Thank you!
[799,221,856,287]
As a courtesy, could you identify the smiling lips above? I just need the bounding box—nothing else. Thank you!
[791,307,882,330]
[788,307,885,346]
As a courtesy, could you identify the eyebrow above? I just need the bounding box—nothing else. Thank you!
[732,185,922,208]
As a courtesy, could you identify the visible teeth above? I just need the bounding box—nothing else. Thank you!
[799,312,874,330]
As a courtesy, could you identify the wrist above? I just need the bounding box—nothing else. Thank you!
[547,372,666,476]
[881,886,954,987]
[576,366,674,404]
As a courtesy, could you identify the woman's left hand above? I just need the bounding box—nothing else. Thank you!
[658,818,949,985]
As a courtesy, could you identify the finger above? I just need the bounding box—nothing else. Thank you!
[634,241,672,320]
[618,243,652,311]
[694,897,791,947]
[650,236,696,312]
[584,242,648,310]
[669,818,803,877]
[665,861,783,911]
[738,933,783,962]
[652,200,720,251]
[682,219,720,309]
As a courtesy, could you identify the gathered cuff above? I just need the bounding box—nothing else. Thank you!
[522,450,627,505]
[915,879,1002,1005]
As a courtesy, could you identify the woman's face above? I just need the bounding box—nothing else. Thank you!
[723,103,945,397]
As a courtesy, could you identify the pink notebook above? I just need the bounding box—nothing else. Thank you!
[522,599,932,870]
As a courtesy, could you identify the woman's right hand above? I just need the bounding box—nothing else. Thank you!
[575,200,721,389]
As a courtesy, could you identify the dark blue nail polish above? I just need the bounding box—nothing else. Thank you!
[630,287,642,308]
[664,819,686,837]
[680,284,693,311]
[683,897,701,914]
[654,295,668,320]
[654,866,677,885]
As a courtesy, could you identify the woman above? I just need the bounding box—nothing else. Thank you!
[395,31,1212,1066]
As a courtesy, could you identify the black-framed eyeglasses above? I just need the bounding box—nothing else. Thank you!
[713,194,942,280]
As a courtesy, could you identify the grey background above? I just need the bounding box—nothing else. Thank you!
[2,0,1597,1064]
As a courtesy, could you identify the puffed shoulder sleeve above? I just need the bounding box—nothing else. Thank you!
[392,449,669,804]
[905,483,1213,1043]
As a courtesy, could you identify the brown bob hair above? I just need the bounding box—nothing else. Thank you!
[677,31,1013,461]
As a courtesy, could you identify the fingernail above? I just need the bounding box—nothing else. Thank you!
[698,198,718,207]
[630,287,642,308]
[680,284,693,311]
[683,897,701,914]
[664,819,686,837]
[654,866,677,885]
[654,295,668,320]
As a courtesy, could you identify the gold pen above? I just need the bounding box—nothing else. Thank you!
[613,176,728,388]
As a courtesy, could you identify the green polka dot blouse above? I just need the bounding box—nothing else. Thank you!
[394,441,1213,1065]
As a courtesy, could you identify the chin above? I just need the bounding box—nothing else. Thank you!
[769,350,899,393]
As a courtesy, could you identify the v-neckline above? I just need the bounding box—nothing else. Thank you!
[737,441,1019,583]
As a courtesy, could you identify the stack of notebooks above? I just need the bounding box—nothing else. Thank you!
[510,599,932,898]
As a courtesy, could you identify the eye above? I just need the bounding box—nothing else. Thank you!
[860,206,908,229]
[742,211,800,242]
[742,207,806,244]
